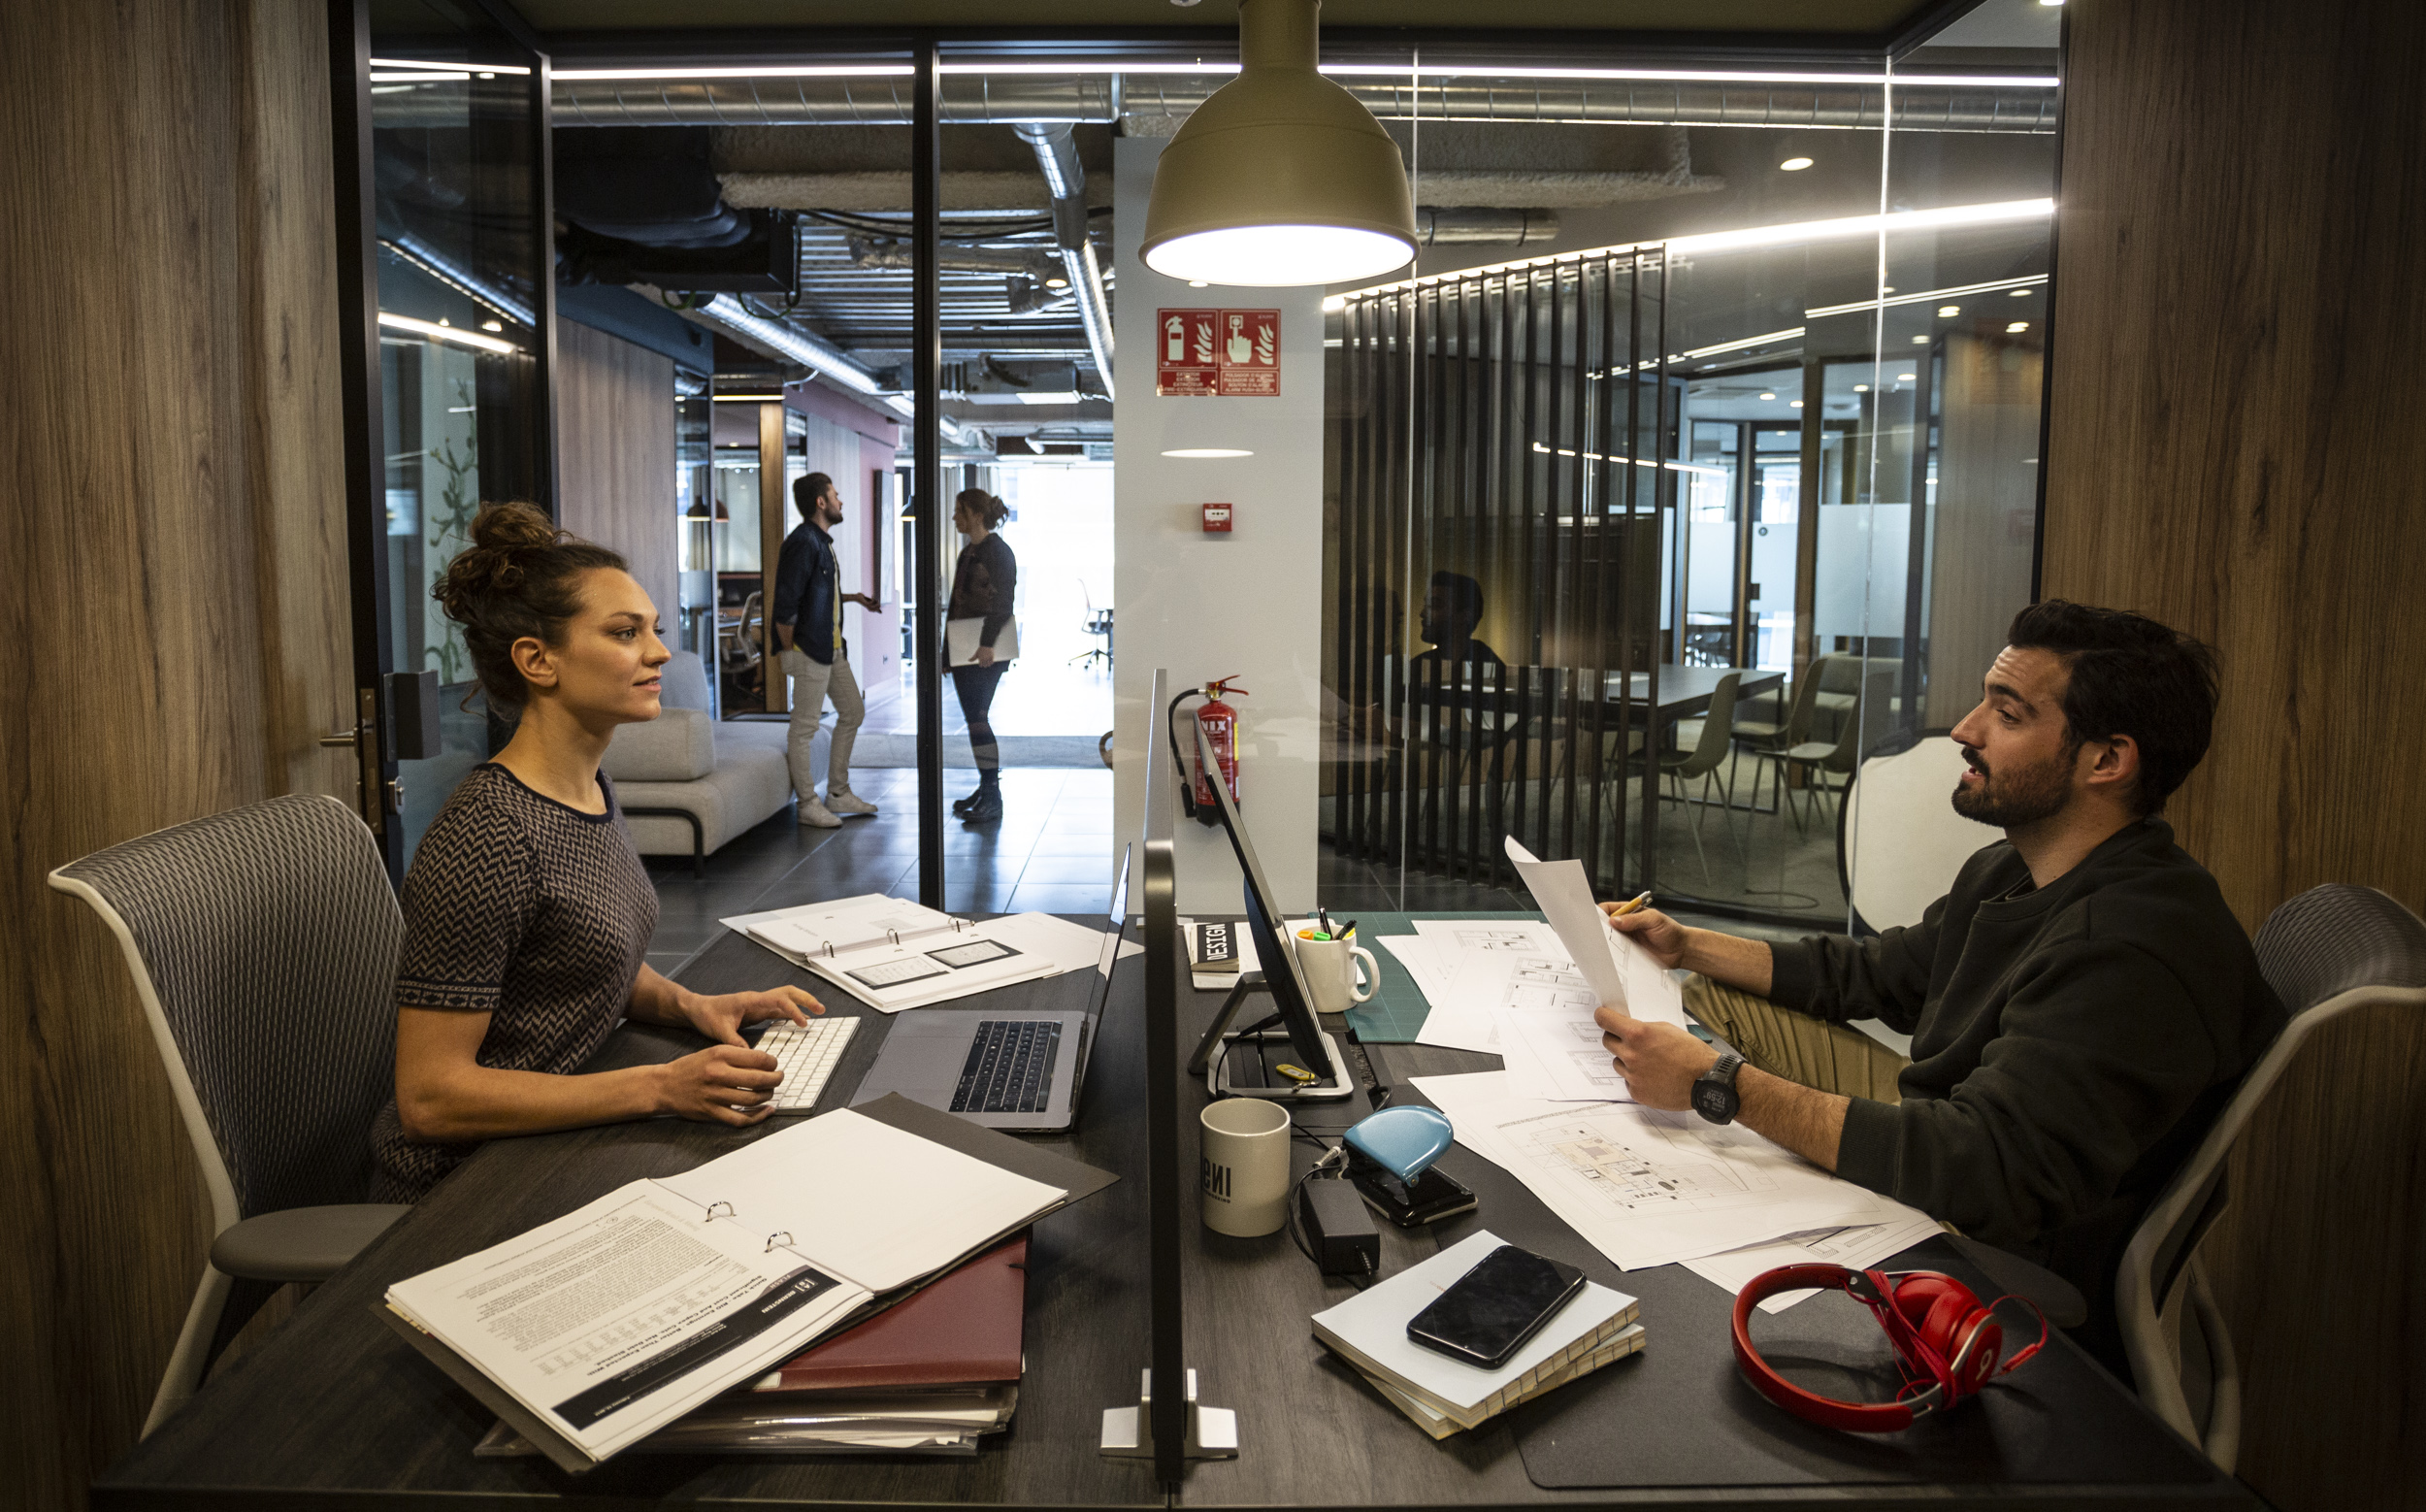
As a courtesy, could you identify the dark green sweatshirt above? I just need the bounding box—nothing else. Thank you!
[1768,819,2282,1354]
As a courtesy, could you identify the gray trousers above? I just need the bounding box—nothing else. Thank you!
[781,645,864,801]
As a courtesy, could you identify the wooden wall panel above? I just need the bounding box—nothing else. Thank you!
[1926,332,2040,729]
[2045,3,2426,1507]
[0,1,350,1507]
[2044,0,2426,930]
[555,319,677,629]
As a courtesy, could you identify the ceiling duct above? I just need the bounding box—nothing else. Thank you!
[1416,208,1558,246]
[1013,122,1116,402]
[395,73,2057,134]
[845,237,1060,279]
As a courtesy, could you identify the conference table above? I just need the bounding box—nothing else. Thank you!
[97,923,2262,1510]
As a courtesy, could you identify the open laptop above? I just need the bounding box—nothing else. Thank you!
[849,845,1131,1133]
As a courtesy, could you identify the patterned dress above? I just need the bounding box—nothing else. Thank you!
[370,764,658,1201]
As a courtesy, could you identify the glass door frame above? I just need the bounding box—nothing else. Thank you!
[328,0,556,881]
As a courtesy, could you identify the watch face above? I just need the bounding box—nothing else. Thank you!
[1693,1079,1736,1122]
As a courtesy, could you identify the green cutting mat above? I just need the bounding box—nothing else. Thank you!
[1339,911,1546,1043]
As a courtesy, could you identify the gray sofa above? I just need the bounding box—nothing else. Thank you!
[601,652,796,874]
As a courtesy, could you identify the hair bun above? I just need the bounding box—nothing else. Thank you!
[470,499,564,553]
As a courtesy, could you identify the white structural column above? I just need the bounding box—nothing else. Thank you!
[1112,136,1327,912]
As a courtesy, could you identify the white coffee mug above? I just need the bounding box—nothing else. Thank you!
[1293,932,1378,1017]
[1199,1099,1292,1236]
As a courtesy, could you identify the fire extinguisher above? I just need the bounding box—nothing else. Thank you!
[1167,676,1247,827]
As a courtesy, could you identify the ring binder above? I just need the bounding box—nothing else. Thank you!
[705,1200,735,1220]
[766,1232,795,1253]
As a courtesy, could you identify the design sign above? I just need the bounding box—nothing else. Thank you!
[1156,308,1280,397]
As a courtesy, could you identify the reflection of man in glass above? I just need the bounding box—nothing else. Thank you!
[1414,571,1502,668]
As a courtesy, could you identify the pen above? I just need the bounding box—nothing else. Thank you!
[1610,891,1655,917]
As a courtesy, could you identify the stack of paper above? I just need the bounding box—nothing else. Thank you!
[1410,1070,1932,1290]
[1313,1231,1645,1439]
[478,1235,1036,1457]
[382,1097,1111,1471]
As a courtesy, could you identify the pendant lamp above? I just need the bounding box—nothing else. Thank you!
[1140,0,1417,287]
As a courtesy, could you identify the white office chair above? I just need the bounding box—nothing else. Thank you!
[2114,883,2426,1471]
[1838,729,1992,934]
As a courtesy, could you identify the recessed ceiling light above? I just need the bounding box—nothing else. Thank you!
[1937,305,1960,317]
[2007,320,2030,333]
[1883,285,1896,294]
[2038,0,2064,7]
[1897,373,1916,380]
[1163,447,1254,458]
[480,319,502,332]
[1758,391,1776,400]
[1910,335,1929,345]
[1190,280,1210,288]
[1788,399,1805,408]
[1045,276,1069,288]
[1852,383,1870,392]
[1779,156,1814,172]
[2009,287,2032,297]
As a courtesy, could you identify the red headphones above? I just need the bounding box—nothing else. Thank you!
[1730,1265,2046,1433]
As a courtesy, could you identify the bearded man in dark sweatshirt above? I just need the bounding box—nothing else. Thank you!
[1593,601,2283,1372]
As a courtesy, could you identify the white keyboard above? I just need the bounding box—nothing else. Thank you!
[756,1017,861,1112]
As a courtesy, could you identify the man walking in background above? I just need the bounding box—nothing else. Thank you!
[773,472,881,827]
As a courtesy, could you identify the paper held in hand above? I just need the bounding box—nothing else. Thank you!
[1500,837,1688,1030]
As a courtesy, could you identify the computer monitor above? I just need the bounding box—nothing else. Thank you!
[1191,724,1341,1086]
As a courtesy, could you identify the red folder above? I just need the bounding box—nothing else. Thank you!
[750,1236,1028,1393]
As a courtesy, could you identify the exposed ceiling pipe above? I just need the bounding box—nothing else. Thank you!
[1415,208,1559,245]
[686,292,884,394]
[479,74,2052,133]
[1012,122,1116,403]
[382,232,535,327]
[845,237,1061,278]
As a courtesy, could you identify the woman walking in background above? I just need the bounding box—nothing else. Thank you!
[948,488,1017,825]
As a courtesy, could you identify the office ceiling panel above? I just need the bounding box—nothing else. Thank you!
[518,0,1946,37]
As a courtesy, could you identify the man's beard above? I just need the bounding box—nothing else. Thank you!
[1951,746,2072,827]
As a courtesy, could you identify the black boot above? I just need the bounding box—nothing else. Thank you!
[951,785,985,815]
[960,779,1003,825]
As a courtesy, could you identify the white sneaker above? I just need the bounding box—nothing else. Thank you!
[799,797,843,829]
[825,790,879,817]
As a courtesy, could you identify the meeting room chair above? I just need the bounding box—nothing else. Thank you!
[1623,670,1744,883]
[1777,670,1892,833]
[48,795,410,1436]
[2114,883,2426,1471]
[1732,651,1834,816]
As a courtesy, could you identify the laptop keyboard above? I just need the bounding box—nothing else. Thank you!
[951,1020,1063,1114]
[756,1017,861,1112]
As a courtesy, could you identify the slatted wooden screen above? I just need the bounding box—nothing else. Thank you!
[1329,250,1674,894]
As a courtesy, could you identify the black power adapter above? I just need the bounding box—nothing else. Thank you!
[1295,1175,1381,1278]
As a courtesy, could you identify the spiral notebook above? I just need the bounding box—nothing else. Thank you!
[377,1095,1114,1473]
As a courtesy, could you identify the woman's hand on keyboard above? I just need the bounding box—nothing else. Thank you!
[656,1044,785,1124]
[680,984,824,1047]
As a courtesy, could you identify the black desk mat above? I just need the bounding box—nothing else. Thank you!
[1394,1098,2218,1492]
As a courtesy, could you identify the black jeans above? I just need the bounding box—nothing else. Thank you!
[952,662,1009,777]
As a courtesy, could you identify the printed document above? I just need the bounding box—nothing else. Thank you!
[1412,1070,1895,1269]
[384,1108,1068,1465]
[1681,1211,1945,1312]
[1501,838,1688,1029]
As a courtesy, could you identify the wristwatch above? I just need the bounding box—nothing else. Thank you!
[1691,1052,1744,1126]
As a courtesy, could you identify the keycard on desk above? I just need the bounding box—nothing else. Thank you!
[1406,1243,1585,1370]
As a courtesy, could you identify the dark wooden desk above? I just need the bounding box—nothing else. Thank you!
[95,932,1166,1510]
[99,926,2265,1511]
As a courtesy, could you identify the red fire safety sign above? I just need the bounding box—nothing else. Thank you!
[1156,308,1280,397]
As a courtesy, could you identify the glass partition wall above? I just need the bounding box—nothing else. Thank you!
[1320,39,2058,926]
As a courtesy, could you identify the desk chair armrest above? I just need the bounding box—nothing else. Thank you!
[208,1203,409,1284]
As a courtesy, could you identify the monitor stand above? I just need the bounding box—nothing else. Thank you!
[1186,973,1357,1101]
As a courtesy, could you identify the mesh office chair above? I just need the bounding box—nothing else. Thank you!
[49,795,410,1435]
[2114,884,2426,1470]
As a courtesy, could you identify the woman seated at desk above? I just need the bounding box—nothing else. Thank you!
[371,502,822,1202]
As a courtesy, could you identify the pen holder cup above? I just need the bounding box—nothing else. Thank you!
[1199,1100,1292,1237]
[1292,933,1377,1016]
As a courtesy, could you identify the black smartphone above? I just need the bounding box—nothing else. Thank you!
[1344,1146,1478,1227]
[1406,1244,1586,1369]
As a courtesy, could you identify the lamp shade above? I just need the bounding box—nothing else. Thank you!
[1140,0,1416,287]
